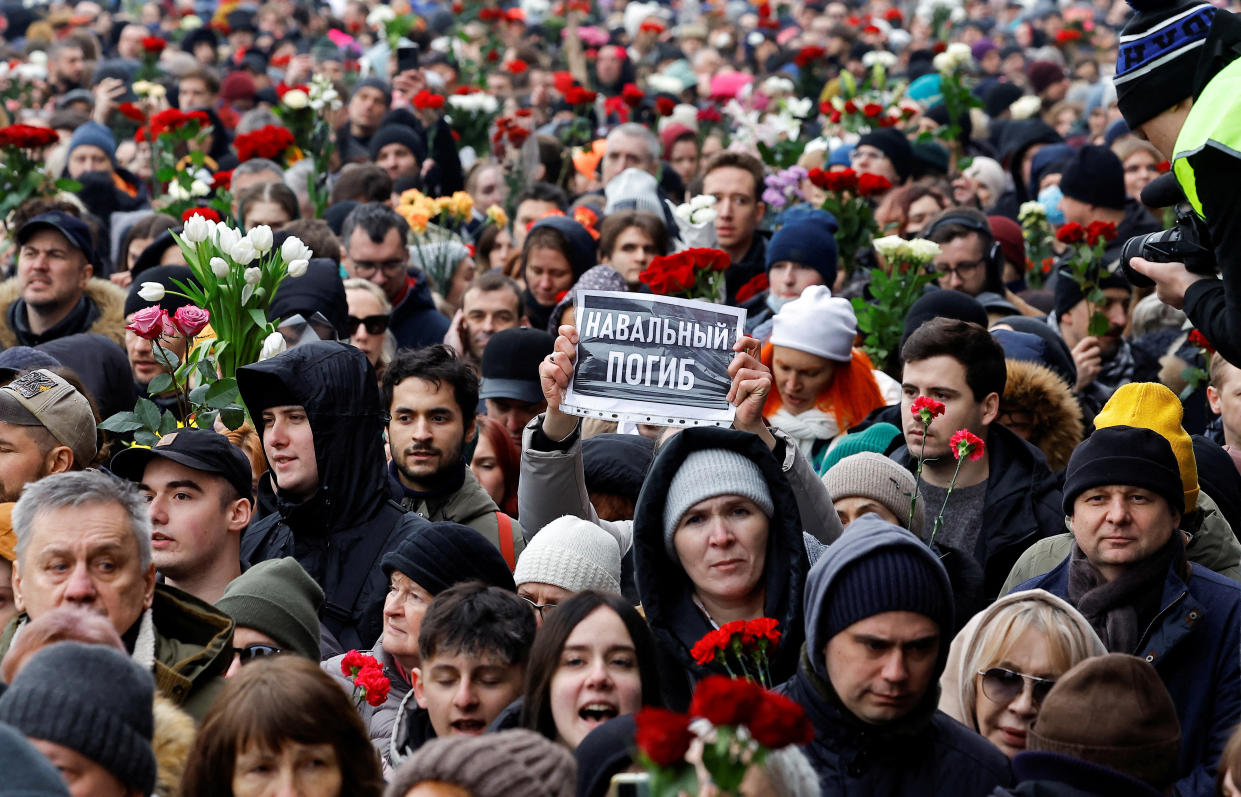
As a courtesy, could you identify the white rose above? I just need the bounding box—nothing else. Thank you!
[690,194,717,210]
[180,14,202,30]
[281,236,313,264]
[646,74,684,94]
[247,225,274,254]
[366,5,396,26]
[181,213,212,244]
[137,282,166,302]
[783,97,812,119]
[1009,95,1042,120]
[691,207,718,225]
[232,240,257,267]
[872,235,909,260]
[286,259,309,278]
[932,52,955,75]
[167,181,190,201]
[190,180,210,197]
[27,50,46,66]
[907,238,942,261]
[283,89,309,110]
[946,42,972,62]
[210,257,230,279]
[1019,201,1047,220]
[259,331,287,361]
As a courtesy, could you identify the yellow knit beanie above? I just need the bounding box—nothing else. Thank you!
[1095,383,1198,512]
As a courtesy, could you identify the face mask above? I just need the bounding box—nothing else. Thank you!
[1038,184,1066,226]
[766,292,792,314]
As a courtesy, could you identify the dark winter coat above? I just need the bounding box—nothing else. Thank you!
[630,426,809,710]
[239,342,428,653]
[991,751,1166,797]
[1001,358,1083,472]
[0,277,128,348]
[390,269,450,350]
[781,518,1012,796]
[1016,553,1241,796]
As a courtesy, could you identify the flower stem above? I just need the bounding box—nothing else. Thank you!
[909,424,930,529]
[930,453,966,546]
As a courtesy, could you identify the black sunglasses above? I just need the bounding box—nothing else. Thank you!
[347,314,390,336]
[234,644,283,663]
[978,667,1056,705]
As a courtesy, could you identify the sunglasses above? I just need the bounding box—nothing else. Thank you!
[234,644,283,664]
[977,667,1056,705]
[347,314,390,336]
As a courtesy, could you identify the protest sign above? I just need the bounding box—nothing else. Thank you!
[561,290,746,427]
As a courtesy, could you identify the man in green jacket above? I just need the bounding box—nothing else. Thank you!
[1,470,232,722]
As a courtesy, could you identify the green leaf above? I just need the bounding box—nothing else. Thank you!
[205,378,239,409]
[196,409,219,429]
[134,398,162,433]
[99,412,145,433]
[241,283,255,306]
[54,177,82,192]
[158,410,179,436]
[220,405,246,430]
[248,309,269,329]
[1087,312,1110,337]
[152,345,180,370]
[134,429,161,447]
[188,384,211,405]
[147,373,174,395]
[196,361,216,384]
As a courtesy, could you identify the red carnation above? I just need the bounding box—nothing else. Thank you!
[884,7,903,23]
[735,272,769,304]
[564,85,597,105]
[1085,220,1117,246]
[1055,29,1082,44]
[697,106,722,123]
[505,58,528,74]
[689,675,763,727]
[341,649,380,676]
[1188,329,1216,353]
[212,170,233,190]
[691,628,724,666]
[141,36,167,54]
[1056,222,1086,244]
[793,46,825,68]
[748,691,814,748]
[234,124,296,162]
[118,102,146,123]
[949,429,985,461]
[553,71,576,93]
[655,96,676,116]
[741,617,781,646]
[634,708,693,767]
[622,83,645,106]
[857,172,892,197]
[911,396,946,424]
[412,90,446,110]
[354,666,391,707]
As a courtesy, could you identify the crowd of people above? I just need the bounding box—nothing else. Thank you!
[0,0,1240,794]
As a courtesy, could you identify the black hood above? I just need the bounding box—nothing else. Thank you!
[630,426,808,688]
[237,342,387,529]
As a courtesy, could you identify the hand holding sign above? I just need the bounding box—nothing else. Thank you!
[540,324,580,442]
[727,335,776,448]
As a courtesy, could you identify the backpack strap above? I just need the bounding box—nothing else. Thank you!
[497,511,516,570]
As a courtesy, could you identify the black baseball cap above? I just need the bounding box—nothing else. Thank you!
[479,327,555,405]
[16,211,99,270]
[110,428,254,502]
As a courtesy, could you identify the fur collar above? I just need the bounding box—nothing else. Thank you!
[1001,358,1083,472]
[0,277,128,349]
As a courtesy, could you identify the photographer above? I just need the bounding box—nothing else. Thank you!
[1118,0,1241,365]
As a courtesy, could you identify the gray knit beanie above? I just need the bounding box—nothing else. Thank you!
[0,642,156,796]
[385,729,575,797]
[216,557,324,661]
[822,452,925,538]
[514,516,623,595]
[662,448,774,561]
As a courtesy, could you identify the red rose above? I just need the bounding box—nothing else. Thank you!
[118,102,146,123]
[807,168,829,189]
[1055,222,1085,244]
[748,690,814,748]
[452,1,464,12]
[697,107,722,123]
[857,172,892,197]
[212,170,233,190]
[655,96,676,116]
[413,90,445,110]
[1188,329,1216,353]
[514,108,533,118]
[553,71,576,94]
[634,708,693,767]
[171,305,210,338]
[622,83,645,106]
[830,109,842,124]
[126,307,169,341]
[565,86,597,105]
[949,429,985,461]
[1085,220,1117,246]
[843,99,858,114]
[486,49,500,63]
[1055,29,1082,44]
[505,58,528,74]
[735,272,769,304]
[689,675,763,727]
[507,127,530,146]
[792,46,825,68]
[884,7,903,22]
[234,124,296,162]
[141,36,167,54]
[479,8,503,20]
[665,260,696,293]
[824,168,859,193]
[862,102,883,118]
[1156,160,1171,173]
[181,207,220,224]
[686,248,729,273]
[0,124,58,150]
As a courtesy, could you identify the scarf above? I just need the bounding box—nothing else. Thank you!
[770,408,838,457]
[1067,532,1184,654]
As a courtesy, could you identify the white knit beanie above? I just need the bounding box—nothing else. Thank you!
[662,449,774,560]
[513,516,623,595]
[769,285,856,363]
[604,168,666,217]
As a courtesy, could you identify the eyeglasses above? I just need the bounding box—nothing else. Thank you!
[234,644,283,664]
[520,595,559,620]
[347,314,390,336]
[934,259,984,281]
[351,258,408,278]
[977,667,1056,705]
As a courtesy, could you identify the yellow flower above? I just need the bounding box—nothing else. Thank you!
[486,205,508,228]
[407,211,430,234]
[399,188,428,207]
[450,190,475,220]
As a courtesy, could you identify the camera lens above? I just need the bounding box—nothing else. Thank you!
[1120,232,1159,288]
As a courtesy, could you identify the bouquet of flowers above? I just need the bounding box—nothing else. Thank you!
[341,650,392,708]
[1056,220,1119,336]
[690,618,781,686]
[273,74,341,218]
[634,675,813,797]
[808,167,889,277]
[367,2,420,51]
[134,109,219,220]
[99,213,313,441]
[0,124,75,231]
[852,236,940,369]
[932,43,981,157]
[446,87,500,156]
[762,165,807,211]
[1019,201,1057,289]
[821,52,914,135]
[234,124,302,167]
[638,248,728,301]
[395,188,475,295]
[673,194,719,250]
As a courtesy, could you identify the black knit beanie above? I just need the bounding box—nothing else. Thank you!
[822,545,953,641]
[1115,0,1219,128]
[382,521,517,595]
[1059,145,1127,211]
[0,642,156,796]
[1062,426,1185,514]
[857,128,913,182]
[1053,266,1131,320]
[368,123,428,163]
[901,289,989,346]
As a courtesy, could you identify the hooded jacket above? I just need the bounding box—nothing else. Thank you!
[390,269,451,350]
[630,426,809,710]
[992,120,1063,219]
[0,277,127,349]
[388,463,524,561]
[1001,359,1084,472]
[891,423,1064,608]
[780,517,1012,795]
[1015,546,1241,796]
[238,342,427,653]
[939,589,1106,731]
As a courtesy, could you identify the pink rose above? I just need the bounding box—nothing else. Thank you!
[171,306,210,338]
[126,306,169,340]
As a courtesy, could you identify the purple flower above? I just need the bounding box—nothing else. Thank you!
[762,187,787,208]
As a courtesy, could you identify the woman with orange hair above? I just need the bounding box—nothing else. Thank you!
[761,285,898,474]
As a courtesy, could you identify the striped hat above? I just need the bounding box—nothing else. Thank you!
[1115,0,1218,128]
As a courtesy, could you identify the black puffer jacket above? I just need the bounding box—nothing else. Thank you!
[239,342,426,653]
[630,426,809,710]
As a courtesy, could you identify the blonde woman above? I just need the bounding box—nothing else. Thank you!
[940,589,1106,758]
[343,278,397,382]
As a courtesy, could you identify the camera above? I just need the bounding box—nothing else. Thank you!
[1119,172,1216,288]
